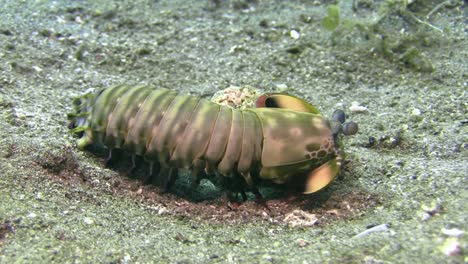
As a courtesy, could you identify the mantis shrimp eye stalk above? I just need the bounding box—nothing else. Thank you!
[342,121,359,136]
[331,109,358,138]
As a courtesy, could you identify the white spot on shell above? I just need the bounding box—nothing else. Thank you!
[289,127,303,137]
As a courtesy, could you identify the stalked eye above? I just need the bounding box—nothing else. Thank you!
[330,109,358,138]
[342,121,358,136]
[332,109,346,124]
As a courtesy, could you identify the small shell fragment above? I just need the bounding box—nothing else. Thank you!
[275,83,288,92]
[290,30,300,40]
[354,223,389,238]
[441,228,464,237]
[283,210,318,227]
[349,101,368,113]
[211,85,259,109]
[411,108,422,116]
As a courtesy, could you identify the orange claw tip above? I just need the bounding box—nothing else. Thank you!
[303,158,340,194]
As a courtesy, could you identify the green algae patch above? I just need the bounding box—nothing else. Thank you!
[322,5,340,32]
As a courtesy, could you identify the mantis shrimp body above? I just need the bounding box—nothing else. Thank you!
[68,85,358,199]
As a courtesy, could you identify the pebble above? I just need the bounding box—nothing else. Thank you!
[290,30,300,40]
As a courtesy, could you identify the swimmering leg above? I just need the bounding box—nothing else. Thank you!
[105,148,113,166]
[158,166,178,191]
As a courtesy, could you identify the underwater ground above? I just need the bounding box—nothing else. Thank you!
[0,0,466,263]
